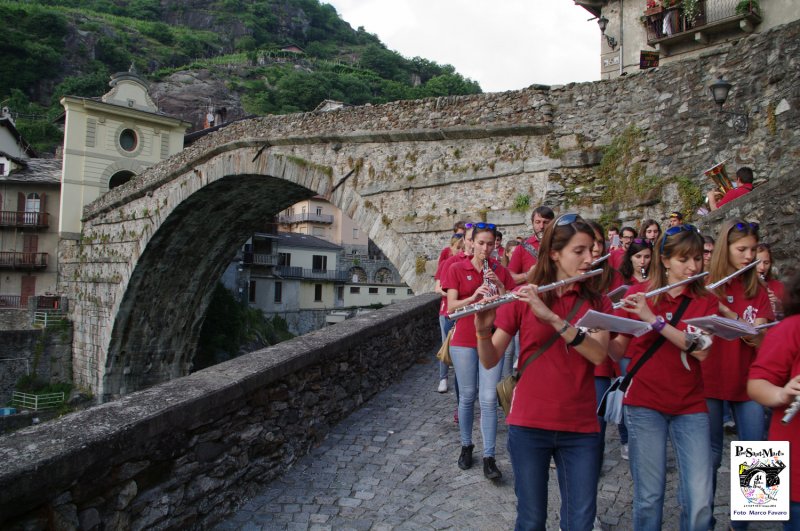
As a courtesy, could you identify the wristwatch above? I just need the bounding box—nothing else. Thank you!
[650,316,667,333]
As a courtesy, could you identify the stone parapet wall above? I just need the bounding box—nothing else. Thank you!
[0,294,440,529]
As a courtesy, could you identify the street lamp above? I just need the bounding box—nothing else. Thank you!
[597,16,618,49]
[709,77,748,133]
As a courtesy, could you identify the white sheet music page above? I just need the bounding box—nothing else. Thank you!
[575,310,652,337]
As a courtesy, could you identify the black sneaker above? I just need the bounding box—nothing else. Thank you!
[483,457,502,480]
[458,444,474,470]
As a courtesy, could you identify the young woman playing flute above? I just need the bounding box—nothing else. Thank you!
[474,213,611,530]
[609,224,718,531]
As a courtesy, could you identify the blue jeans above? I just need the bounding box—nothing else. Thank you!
[501,332,521,378]
[450,345,504,457]
[595,376,611,477]
[508,425,599,531]
[625,406,713,531]
[438,315,454,380]
[707,398,766,530]
[618,357,630,445]
[785,502,800,531]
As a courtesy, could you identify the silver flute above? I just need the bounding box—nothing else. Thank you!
[447,268,603,321]
[591,253,611,267]
[782,395,800,424]
[612,272,709,310]
[707,259,762,290]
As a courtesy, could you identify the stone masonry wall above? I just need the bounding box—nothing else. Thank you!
[0,328,73,405]
[0,294,440,530]
[85,20,798,263]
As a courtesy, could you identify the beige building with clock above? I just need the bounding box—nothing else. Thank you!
[59,66,190,238]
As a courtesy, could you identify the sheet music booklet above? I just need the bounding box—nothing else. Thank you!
[682,315,757,340]
[606,285,630,304]
[575,309,652,337]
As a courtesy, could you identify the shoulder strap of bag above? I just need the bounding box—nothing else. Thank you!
[515,297,586,379]
[521,239,538,259]
[619,295,692,391]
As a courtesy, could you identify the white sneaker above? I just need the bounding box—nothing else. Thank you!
[437,379,448,393]
[620,444,629,460]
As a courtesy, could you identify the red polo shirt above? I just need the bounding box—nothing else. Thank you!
[609,248,626,270]
[495,289,611,433]
[595,270,626,379]
[443,258,515,348]
[702,277,773,401]
[436,252,469,316]
[716,183,753,208]
[508,235,539,276]
[616,283,719,415]
[437,246,453,270]
[767,279,785,309]
[748,315,800,501]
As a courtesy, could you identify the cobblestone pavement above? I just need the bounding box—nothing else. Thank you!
[216,358,783,530]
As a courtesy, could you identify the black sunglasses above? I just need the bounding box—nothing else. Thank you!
[452,233,464,239]
[660,224,699,254]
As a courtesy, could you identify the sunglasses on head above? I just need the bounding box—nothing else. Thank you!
[632,238,651,246]
[471,222,496,230]
[733,221,759,233]
[660,224,699,255]
[554,213,582,226]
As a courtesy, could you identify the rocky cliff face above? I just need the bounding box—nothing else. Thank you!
[149,68,248,131]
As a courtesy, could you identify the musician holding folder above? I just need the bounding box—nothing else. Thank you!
[473,213,611,531]
[748,272,800,529]
[608,224,718,531]
[702,219,773,531]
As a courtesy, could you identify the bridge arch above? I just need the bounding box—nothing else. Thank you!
[65,142,434,401]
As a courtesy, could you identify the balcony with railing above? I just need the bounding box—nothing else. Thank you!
[242,252,279,266]
[277,212,335,224]
[0,294,22,308]
[0,252,48,270]
[273,265,349,281]
[0,210,49,228]
[642,0,761,52]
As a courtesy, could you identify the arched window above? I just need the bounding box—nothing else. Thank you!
[349,266,367,283]
[374,267,394,284]
[109,170,136,189]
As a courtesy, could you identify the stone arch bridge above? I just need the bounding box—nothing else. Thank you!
[60,20,799,400]
[60,90,571,401]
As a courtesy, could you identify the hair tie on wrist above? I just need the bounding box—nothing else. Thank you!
[568,329,586,347]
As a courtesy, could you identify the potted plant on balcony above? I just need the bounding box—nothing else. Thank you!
[736,0,761,16]
[682,0,701,27]
[644,0,663,16]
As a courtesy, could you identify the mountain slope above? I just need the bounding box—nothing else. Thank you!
[0,0,481,153]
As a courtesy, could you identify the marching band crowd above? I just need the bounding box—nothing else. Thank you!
[432,168,800,531]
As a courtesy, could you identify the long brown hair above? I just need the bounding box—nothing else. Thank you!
[639,219,661,241]
[757,243,775,282]
[708,219,760,299]
[649,226,707,305]
[586,219,615,293]
[529,214,601,306]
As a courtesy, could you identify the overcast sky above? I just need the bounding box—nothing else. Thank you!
[325,0,601,93]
